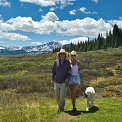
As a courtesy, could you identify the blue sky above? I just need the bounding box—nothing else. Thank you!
[0,0,122,47]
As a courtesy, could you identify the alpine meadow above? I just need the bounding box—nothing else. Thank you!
[0,47,122,122]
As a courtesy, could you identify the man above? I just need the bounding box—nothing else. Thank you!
[51,49,71,112]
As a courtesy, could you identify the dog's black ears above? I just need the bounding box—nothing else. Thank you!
[83,92,87,98]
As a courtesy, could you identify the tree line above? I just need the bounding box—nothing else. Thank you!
[53,24,122,52]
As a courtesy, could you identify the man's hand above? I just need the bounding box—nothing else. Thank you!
[65,79,68,83]
[65,79,69,87]
[51,80,54,84]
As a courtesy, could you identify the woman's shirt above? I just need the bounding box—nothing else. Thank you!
[71,63,79,76]
[70,60,80,76]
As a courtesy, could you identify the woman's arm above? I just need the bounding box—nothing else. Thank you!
[77,60,81,72]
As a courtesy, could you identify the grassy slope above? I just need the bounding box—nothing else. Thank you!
[0,48,122,121]
[77,48,122,97]
[0,48,122,97]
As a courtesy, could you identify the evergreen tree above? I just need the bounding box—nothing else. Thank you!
[77,42,81,50]
[112,24,119,47]
[84,42,87,51]
[87,38,90,51]
[96,33,101,49]
[120,29,122,46]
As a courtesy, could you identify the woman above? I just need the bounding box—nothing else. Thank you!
[51,49,71,112]
[69,50,81,111]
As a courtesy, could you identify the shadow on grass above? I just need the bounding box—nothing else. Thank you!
[82,106,99,114]
[64,106,99,116]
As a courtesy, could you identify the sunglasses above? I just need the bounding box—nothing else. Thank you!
[71,55,76,56]
[60,53,65,55]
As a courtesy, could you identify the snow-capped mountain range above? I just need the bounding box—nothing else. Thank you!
[0,41,62,55]
[0,37,88,55]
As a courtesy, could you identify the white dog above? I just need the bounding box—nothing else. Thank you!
[85,87,95,111]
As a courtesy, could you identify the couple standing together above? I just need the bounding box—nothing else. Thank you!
[51,49,81,112]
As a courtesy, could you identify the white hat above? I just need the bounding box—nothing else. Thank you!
[59,49,66,53]
[57,49,67,56]
[71,50,77,55]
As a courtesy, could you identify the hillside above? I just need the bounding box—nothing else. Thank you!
[0,47,122,122]
[0,47,122,97]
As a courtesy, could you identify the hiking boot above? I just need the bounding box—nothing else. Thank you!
[58,109,64,112]
[72,107,77,111]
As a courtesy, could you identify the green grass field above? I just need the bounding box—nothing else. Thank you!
[0,92,122,122]
[0,48,122,121]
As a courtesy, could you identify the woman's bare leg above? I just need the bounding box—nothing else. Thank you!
[70,84,79,109]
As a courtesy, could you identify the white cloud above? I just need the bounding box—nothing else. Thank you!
[108,19,122,29]
[31,41,44,45]
[69,10,76,15]
[79,7,91,14]
[59,37,88,45]
[41,12,59,22]
[56,17,114,38]
[19,0,75,8]
[19,0,56,7]
[79,7,87,13]
[0,31,31,41]
[1,12,122,41]
[4,14,58,34]
[92,11,98,15]
[50,6,59,11]
[0,14,31,41]
[0,0,11,7]
[91,0,99,4]
[6,16,37,32]
[0,19,15,31]
[70,7,98,15]
[59,0,75,9]
[59,40,69,45]
[50,7,55,11]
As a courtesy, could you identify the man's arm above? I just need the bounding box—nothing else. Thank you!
[52,61,56,82]
[65,60,71,82]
